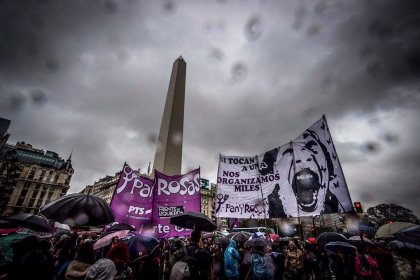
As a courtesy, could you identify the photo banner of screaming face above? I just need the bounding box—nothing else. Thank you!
[215,116,354,219]
[259,116,353,217]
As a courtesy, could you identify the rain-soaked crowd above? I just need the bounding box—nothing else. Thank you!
[0,229,419,280]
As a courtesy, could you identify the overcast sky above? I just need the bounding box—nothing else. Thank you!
[1,0,419,215]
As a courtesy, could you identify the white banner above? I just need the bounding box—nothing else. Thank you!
[215,116,353,218]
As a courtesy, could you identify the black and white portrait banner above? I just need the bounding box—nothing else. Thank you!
[215,116,353,218]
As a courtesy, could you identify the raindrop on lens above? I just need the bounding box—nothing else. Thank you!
[314,2,327,16]
[8,92,26,110]
[244,15,264,41]
[231,62,248,82]
[172,131,182,145]
[30,90,47,106]
[209,48,225,63]
[104,0,118,14]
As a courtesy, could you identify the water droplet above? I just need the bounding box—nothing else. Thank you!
[209,48,225,63]
[321,76,337,95]
[244,15,264,41]
[8,91,26,110]
[383,132,399,143]
[231,62,248,82]
[295,6,306,19]
[307,24,320,36]
[147,134,158,145]
[104,0,118,14]
[363,142,380,153]
[163,0,176,13]
[314,2,327,16]
[29,90,47,106]
[172,131,182,145]
[45,59,60,72]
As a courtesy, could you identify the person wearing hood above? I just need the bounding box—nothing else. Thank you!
[84,258,117,280]
[284,241,304,280]
[224,239,241,280]
[65,242,95,280]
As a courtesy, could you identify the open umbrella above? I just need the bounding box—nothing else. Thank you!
[106,223,135,233]
[169,211,216,232]
[325,241,357,255]
[214,237,229,249]
[227,231,252,242]
[374,222,416,239]
[6,213,54,233]
[93,230,130,250]
[40,194,114,227]
[393,225,420,246]
[123,234,160,261]
[269,233,280,242]
[348,236,374,247]
[317,232,347,247]
[307,237,317,244]
[244,238,267,248]
[388,240,420,250]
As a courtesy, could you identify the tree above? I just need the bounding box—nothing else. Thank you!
[366,204,420,227]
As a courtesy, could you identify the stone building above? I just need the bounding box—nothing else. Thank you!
[0,141,73,216]
[80,172,121,204]
[200,181,216,220]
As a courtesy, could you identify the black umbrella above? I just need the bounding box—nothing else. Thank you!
[6,213,54,233]
[317,232,347,247]
[244,238,268,248]
[325,241,357,255]
[40,194,114,227]
[215,237,229,249]
[106,223,135,234]
[394,225,420,246]
[227,231,252,242]
[123,233,160,261]
[169,211,216,232]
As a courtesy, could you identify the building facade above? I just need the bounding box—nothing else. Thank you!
[80,172,121,204]
[200,181,216,220]
[0,141,73,216]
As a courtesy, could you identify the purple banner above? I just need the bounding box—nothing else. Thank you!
[152,168,201,238]
[110,163,154,232]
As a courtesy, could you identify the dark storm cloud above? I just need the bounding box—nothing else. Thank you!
[1,0,419,215]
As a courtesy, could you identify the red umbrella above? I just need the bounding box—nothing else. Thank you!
[269,233,280,242]
[307,237,316,244]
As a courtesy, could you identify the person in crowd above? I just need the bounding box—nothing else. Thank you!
[169,230,211,280]
[7,235,55,280]
[329,249,346,279]
[270,243,285,280]
[213,241,228,280]
[284,241,304,280]
[65,241,95,280]
[85,258,117,280]
[224,239,241,280]
[355,247,382,280]
[249,242,274,280]
[389,247,419,280]
[133,249,161,279]
[106,241,132,279]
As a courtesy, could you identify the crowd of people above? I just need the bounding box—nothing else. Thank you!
[0,228,419,280]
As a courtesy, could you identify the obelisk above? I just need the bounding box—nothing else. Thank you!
[152,56,186,176]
